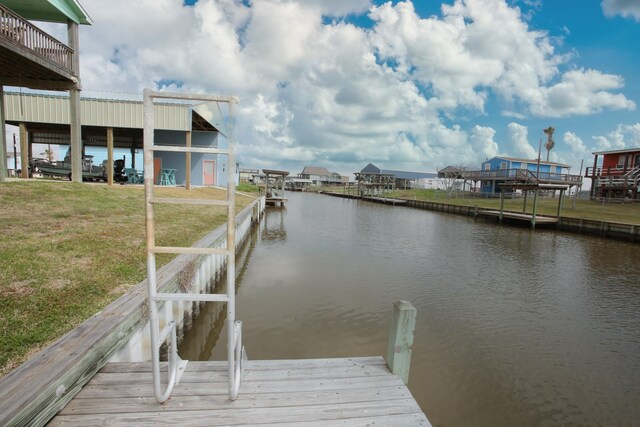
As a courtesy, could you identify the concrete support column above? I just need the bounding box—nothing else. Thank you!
[19,123,28,179]
[0,86,6,182]
[185,131,191,190]
[68,20,82,183]
[107,127,114,185]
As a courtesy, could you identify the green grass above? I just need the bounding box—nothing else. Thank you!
[0,181,255,376]
[237,182,260,193]
[389,189,640,224]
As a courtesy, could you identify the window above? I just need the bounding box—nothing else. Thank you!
[484,163,491,171]
[500,161,508,170]
[617,154,626,169]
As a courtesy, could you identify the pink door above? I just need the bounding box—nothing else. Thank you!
[203,160,215,186]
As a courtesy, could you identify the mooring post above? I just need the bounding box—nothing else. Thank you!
[386,300,416,385]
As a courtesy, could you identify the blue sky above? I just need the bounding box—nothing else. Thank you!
[30,0,640,176]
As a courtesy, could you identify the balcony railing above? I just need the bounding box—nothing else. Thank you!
[0,3,73,72]
[585,166,638,178]
[461,168,582,184]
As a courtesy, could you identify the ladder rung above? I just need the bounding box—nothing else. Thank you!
[150,197,229,206]
[153,246,229,255]
[151,146,228,155]
[158,321,176,344]
[153,293,229,302]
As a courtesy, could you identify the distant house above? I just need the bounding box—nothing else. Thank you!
[298,166,345,185]
[586,148,640,199]
[473,156,573,194]
[438,166,472,191]
[239,168,259,183]
[355,163,438,190]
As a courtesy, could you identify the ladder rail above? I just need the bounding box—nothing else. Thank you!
[142,89,244,404]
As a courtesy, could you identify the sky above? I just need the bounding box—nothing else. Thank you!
[32,0,640,176]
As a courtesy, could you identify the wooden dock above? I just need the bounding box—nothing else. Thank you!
[49,356,429,426]
[477,210,559,225]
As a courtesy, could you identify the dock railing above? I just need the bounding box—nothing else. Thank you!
[0,4,74,72]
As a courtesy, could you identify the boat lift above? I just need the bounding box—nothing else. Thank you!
[142,89,245,403]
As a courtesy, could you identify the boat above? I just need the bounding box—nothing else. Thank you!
[31,150,126,182]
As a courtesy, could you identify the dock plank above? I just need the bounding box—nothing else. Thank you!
[59,387,413,415]
[50,358,430,426]
[49,399,422,426]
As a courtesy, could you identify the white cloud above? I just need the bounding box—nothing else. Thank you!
[505,122,537,158]
[470,125,499,161]
[61,0,636,175]
[592,123,640,151]
[563,131,586,153]
[602,0,640,21]
[532,69,636,117]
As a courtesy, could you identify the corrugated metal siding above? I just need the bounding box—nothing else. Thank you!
[3,93,191,131]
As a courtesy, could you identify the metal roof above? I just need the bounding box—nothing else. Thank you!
[592,147,640,155]
[360,163,436,179]
[381,169,437,180]
[301,166,331,176]
[3,92,210,132]
[1,0,93,25]
[488,156,571,168]
[262,169,289,176]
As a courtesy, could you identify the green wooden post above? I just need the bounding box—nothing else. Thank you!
[522,190,528,213]
[499,191,504,223]
[531,188,539,229]
[386,300,416,385]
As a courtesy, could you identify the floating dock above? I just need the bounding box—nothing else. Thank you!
[49,357,429,426]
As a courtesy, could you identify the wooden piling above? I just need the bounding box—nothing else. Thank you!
[386,300,416,385]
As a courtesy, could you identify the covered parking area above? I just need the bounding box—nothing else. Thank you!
[4,91,228,187]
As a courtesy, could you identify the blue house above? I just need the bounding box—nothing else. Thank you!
[478,156,572,193]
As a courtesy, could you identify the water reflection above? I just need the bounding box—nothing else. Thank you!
[262,206,287,242]
[180,192,640,426]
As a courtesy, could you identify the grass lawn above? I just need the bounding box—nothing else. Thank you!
[390,189,640,224]
[0,181,257,377]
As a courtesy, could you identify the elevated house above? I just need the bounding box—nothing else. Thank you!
[586,148,640,199]
[462,156,582,194]
[355,163,437,191]
[4,91,232,187]
[287,165,345,190]
[299,165,345,185]
[0,0,92,182]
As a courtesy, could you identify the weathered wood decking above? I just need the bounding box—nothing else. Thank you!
[49,356,429,426]
[476,210,559,224]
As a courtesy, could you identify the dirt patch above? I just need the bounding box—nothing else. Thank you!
[1,280,36,297]
[109,283,132,296]
[46,278,71,291]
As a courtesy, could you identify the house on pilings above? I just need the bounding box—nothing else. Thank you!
[586,148,640,200]
[0,0,92,183]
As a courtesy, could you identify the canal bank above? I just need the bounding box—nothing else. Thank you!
[180,191,640,426]
[323,191,640,242]
[0,196,265,426]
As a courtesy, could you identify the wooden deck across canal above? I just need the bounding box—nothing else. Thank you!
[476,210,559,225]
[49,356,429,426]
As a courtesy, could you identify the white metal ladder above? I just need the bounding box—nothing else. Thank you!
[142,89,245,403]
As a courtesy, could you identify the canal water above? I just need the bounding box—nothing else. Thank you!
[180,192,640,426]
